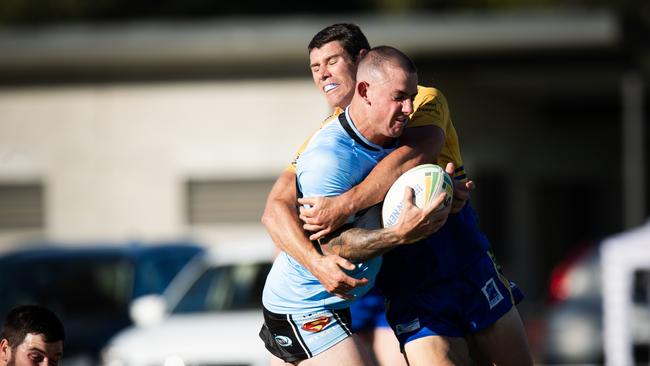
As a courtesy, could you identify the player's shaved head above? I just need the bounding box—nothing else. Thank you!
[347,45,418,147]
[357,46,417,84]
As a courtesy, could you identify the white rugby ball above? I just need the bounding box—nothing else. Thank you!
[381,164,453,228]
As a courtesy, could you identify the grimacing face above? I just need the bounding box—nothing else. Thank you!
[309,41,359,109]
[1,334,63,366]
[365,65,418,145]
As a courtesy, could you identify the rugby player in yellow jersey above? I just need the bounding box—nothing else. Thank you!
[262,24,532,365]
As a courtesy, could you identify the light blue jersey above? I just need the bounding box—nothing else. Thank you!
[263,107,395,314]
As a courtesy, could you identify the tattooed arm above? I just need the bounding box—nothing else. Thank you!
[320,187,450,262]
[322,227,404,262]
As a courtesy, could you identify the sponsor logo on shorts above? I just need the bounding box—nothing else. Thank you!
[302,316,331,332]
[274,335,293,347]
[482,278,504,309]
[395,318,420,335]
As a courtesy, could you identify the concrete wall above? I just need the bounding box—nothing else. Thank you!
[0,79,328,248]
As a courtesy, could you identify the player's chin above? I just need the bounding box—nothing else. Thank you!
[326,94,343,109]
[388,123,407,137]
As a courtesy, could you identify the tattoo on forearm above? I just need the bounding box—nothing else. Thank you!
[324,228,397,262]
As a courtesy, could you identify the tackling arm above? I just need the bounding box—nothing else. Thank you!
[320,183,451,262]
[261,169,367,297]
[343,125,444,210]
[299,125,445,239]
[262,170,318,263]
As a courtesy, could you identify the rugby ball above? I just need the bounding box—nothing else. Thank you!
[381,164,453,228]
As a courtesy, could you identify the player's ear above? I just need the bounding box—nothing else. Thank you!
[357,81,370,105]
[0,339,12,364]
[356,49,368,63]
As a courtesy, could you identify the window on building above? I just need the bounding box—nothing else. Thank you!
[186,179,276,224]
[0,183,45,229]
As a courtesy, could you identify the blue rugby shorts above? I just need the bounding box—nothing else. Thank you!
[350,287,390,333]
[385,250,524,347]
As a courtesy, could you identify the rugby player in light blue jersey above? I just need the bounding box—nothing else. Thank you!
[260,46,451,366]
[263,24,533,366]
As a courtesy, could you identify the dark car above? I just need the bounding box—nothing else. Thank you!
[0,241,204,365]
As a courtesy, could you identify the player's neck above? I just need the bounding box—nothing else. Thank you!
[348,103,394,148]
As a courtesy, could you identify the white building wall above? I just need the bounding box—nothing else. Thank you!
[0,79,327,247]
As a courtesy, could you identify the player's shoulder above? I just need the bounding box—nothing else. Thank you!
[288,110,344,174]
[415,85,448,105]
[412,85,449,121]
[297,128,353,185]
[302,116,349,157]
[316,107,343,128]
[317,114,346,141]
[307,113,343,145]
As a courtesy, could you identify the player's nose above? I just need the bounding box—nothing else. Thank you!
[402,98,414,115]
[319,65,331,80]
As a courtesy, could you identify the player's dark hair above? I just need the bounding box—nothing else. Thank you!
[363,45,418,74]
[1,305,65,348]
[308,23,370,61]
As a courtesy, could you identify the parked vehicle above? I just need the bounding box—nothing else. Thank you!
[101,241,274,366]
[0,241,204,365]
[541,242,650,364]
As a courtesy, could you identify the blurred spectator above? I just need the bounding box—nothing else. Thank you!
[0,305,64,366]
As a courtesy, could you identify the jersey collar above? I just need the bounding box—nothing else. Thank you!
[339,106,398,151]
